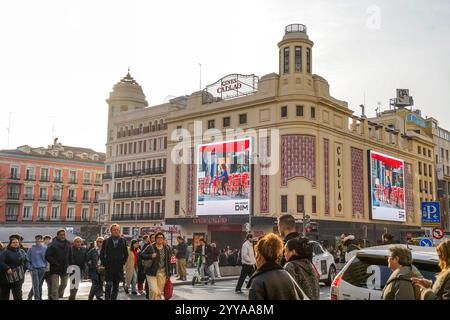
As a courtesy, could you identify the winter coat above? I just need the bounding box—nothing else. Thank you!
[241,240,256,266]
[281,232,301,265]
[195,244,214,266]
[124,248,137,285]
[421,268,450,300]
[175,242,188,260]
[140,244,171,277]
[382,265,422,300]
[211,247,220,262]
[70,246,88,272]
[219,253,228,266]
[284,256,320,300]
[248,261,304,300]
[0,246,27,285]
[45,238,71,276]
[86,247,101,279]
[100,236,128,282]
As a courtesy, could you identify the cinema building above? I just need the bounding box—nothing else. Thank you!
[104,24,433,248]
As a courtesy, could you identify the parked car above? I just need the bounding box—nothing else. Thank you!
[330,245,439,300]
[309,241,337,286]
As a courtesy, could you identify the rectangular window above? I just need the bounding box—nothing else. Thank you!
[25,167,34,180]
[54,169,62,181]
[175,200,180,216]
[223,117,231,128]
[424,163,427,176]
[67,207,75,220]
[283,47,290,74]
[312,196,317,214]
[93,208,99,220]
[207,119,215,129]
[428,149,431,158]
[82,208,89,220]
[419,180,423,192]
[281,195,288,213]
[10,166,19,179]
[418,162,422,175]
[311,106,316,119]
[429,164,432,177]
[25,186,33,199]
[23,206,32,219]
[51,207,60,219]
[306,48,311,73]
[68,189,75,201]
[281,106,288,118]
[40,168,49,180]
[447,150,449,162]
[38,207,46,220]
[69,171,77,183]
[239,114,247,125]
[423,148,426,156]
[430,182,433,195]
[418,146,421,155]
[295,46,302,72]
[296,105,304,117]
[297,195,304,213]
[83,190,89,201]
[441,148,444,159]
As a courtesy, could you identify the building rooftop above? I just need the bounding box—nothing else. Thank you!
[0,138,105,164]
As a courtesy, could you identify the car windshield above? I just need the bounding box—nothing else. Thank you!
[342,255,440,290]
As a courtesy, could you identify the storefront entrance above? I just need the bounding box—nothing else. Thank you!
[208,224,246,250]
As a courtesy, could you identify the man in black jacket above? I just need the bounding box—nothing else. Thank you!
[100,224,128,300]
[175,236,188,281]
[68,236,87,300]
[195,238,215,284]
[45,229,71,300]
[278,214,301,265]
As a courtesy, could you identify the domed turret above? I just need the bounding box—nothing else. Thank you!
[107,70,148,109]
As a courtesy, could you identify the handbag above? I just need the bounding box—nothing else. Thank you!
[5,266,24,284]
[164,277,173,300]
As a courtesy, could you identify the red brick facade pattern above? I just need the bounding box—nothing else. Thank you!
[351,147,364,217]
[259,136,270,213]
[281,135,316,187]
[404,162,414,223]
[324,139,330,215]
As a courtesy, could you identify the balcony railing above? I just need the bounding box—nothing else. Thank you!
[143,167,165,175]
[69,178,77,184]
[102,173,112,180]
[5,214,18,221]
[113,189,164,199]
[51,196,62,202]
[94,180,102,186]
[82,198,91,203]
[24,193,34,200]
[39,176,50,182]
[116,123,167,139]
[9,174,19,180]
[83,179,92,185]
[7,193,20,200]
[114,167,166,179]
[111,212,164,221]
[25,174,35,181]
[53,177,63,183]
[114,170,134,178]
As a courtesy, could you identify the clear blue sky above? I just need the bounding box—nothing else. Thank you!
[0,0,449,152]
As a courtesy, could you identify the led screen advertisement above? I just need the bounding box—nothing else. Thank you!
[196,138,251,215]
[369,150,406,222]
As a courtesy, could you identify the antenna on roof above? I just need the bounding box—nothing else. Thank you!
[6,112,12,149]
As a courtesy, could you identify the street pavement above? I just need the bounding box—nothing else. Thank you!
[20,268,331,300]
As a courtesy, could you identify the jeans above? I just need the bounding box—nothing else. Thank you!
[105,280,120,300]
[49,274,68,300]
[0,282,23,300]
[236,264,255,291]
[212,261,221,277]
[200,263,215,281]
[88,271,103,300]
[31,268,46,300]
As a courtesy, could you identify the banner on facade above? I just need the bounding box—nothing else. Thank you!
[369,150,406,222]
[196,138,251,215]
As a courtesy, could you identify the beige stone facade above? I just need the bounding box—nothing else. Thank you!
[103,24,441,247]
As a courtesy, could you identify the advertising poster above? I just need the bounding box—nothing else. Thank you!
[369,150,406,222]
[196,138,251,215]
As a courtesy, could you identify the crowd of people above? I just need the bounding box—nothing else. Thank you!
[1,216,449,301]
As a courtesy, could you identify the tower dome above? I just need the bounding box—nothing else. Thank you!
[107,70,148,107]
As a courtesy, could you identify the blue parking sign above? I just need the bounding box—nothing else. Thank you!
[421,202,441,227]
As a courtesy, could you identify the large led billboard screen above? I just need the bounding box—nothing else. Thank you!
[196,138,251,215]
[369,150,406,222]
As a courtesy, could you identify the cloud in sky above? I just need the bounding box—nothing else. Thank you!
[0,0,449,152]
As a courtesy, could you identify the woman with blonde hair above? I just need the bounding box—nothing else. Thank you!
[247,233,305,300]
[412,239,450,300]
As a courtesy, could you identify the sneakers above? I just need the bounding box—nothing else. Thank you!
[124,287,129,294]
[131,291,138,295]
[235,289,243,294]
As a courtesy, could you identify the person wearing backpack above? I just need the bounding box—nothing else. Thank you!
[382,246,422,300]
